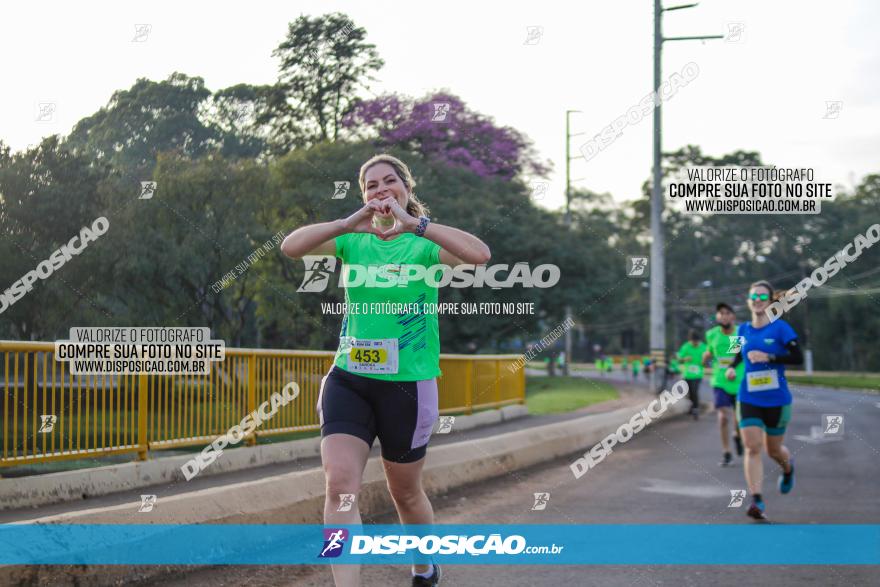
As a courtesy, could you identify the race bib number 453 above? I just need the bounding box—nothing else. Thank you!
[352,348,386,363]
[347,339,399,375]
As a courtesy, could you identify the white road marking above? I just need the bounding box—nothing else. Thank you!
[639,478,727,498]
[793,425,844,444]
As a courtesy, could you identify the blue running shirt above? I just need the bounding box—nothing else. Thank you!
[736,318,798,407]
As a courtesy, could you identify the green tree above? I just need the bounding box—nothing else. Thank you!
[200,83,273,160]
[66,73,219,174]
[99,153,273,345]
[268,13,384,151]
[0,137,112,339]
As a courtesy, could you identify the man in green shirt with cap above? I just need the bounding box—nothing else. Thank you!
[704,302,745,466]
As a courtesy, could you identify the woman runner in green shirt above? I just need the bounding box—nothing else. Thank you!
[282,154,490,587]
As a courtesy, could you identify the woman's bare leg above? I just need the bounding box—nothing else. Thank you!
[383,457,433,574]
[765,433,792,473]
[742,426,765,495]
[322,434,371,587]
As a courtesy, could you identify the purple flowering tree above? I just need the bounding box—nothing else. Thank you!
[342,92,550,180]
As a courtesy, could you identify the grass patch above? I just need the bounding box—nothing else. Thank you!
[526,376,618,415]
[787,374,880,391]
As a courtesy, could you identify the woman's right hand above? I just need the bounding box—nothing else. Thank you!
[725,367,736,381]
[342,202,382,236]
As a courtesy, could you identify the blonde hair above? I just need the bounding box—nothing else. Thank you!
[358,154,430,218]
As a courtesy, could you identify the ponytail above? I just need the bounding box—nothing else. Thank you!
[405,193,429,218]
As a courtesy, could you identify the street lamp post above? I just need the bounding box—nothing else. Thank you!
[564,110,585,376]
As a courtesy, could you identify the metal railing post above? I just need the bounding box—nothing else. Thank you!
[137,373,149,461]
[246,354,257,446]
[494,360,501,405]
[465,360,473,414]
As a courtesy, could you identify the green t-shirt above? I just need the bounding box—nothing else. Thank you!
[677,341,707,379]
[705,325,745,394]
[333,232,442,381]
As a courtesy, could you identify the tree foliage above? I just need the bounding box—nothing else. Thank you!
[269,12,383,151]
[343,91,551,180]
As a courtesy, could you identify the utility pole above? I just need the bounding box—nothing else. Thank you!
[800,263,814,373]
[650,1,722,392]
[564,110,585,377]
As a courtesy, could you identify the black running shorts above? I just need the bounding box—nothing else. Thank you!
[737,401,791,436]
[316,365,440,463]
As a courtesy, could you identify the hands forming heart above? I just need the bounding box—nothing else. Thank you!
[367,196,417,240]
[343,196,417,240]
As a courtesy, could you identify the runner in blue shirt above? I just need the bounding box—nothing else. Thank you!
[726,280,803,521]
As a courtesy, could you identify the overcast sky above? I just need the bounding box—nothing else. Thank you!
[2,0,878,210]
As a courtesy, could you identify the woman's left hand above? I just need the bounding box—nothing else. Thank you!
[372,196,418,239]
[747,350,771,363]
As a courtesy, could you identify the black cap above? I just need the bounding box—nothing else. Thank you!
[716,302,734,313]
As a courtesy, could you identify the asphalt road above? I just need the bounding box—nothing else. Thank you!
[141,378,879,586]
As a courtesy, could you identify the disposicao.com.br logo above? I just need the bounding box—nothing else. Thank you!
[316,528,563,559]
[297,256,560,292]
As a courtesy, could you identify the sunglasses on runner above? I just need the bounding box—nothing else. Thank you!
[749,293,770,301]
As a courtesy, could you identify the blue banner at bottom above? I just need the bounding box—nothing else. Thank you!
[1,524,878,565]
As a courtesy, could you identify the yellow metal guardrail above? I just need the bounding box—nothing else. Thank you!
[0,341,525,467]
